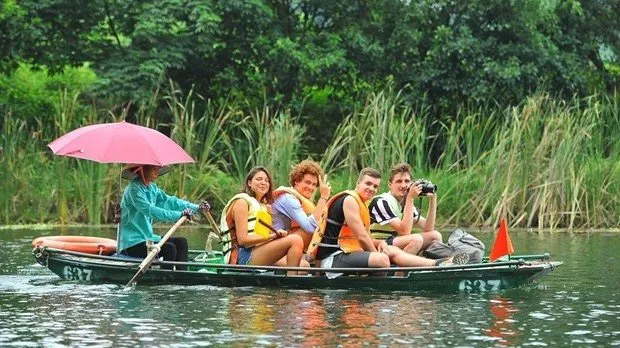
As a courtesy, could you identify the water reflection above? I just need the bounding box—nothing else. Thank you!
[485,296,519,346]
[222,290,446,346]
[1,228,620,346]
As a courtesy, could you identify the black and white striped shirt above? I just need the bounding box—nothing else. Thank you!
[369,196,420,225]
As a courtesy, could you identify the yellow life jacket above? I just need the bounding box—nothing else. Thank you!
[273,186,316,231]
[219,193,267,264]
[306,190,370,256]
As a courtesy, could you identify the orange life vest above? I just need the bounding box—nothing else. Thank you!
[306,190,370,256]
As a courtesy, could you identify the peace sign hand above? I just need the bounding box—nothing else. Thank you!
[319,174,331,200]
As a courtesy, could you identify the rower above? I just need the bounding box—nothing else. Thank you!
[118,164,209,270]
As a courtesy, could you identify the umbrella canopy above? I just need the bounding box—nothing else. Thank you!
[48,121,194,165]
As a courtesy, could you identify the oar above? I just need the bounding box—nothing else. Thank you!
[124,216,187,290]
[201,208,221,253]
[258,218,283,238]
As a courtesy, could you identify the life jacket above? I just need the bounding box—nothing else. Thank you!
[369,192,419,240]
[273,186,316,231]
[273,186,317,250]
[219,193,265,264]
[306,190,370,256]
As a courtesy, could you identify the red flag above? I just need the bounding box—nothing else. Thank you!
[489,218,514,262]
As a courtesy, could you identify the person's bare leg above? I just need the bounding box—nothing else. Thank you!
[368,252,390,268]
[291,229,313,251]
[387,246,436,267]
[275,254,310,274]
[392,234,424,255]
[367,252,390,276]
[250,234,304,275]
[387,246,467,267]
[419,230,442,250]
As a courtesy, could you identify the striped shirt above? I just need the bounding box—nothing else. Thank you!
[368,196,420,226]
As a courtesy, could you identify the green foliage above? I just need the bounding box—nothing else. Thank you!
[3,0,617,136]
[0,64,96,130]
[1,1,619,228]
[0,87,618,228]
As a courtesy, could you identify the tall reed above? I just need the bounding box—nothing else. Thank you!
[223,107,304,185]
[441,94,619,229]
[1,85,617,229]
[322,89,429,187]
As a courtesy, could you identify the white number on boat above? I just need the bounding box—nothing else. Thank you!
[459,279,502,291]
[62,266,92,281]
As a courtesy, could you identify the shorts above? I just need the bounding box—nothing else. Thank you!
[237,246,253,265]
[385,236,396,246]
[330,251,372,268]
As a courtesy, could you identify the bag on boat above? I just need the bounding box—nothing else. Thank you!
[448,228,485,263]
[422,228,485,263]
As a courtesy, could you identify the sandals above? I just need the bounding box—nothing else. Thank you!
[435,252,470,266]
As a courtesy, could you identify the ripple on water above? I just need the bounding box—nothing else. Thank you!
[566,330,592,335]
[529,312,553,320]
[2,230,620,347]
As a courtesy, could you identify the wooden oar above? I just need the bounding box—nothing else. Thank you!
[201,209,221,253]
[124,216,187,290]
[258,218,283,238]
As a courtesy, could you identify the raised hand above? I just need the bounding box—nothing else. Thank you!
[319,174,331,200]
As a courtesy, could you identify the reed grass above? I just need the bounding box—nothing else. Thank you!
[322,89,429,187]
[0,85,617,229]
[222,106,304,185]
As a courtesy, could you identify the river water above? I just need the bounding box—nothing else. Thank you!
[0,227,618,347]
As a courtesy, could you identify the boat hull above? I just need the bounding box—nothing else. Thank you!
[34,248,561,292]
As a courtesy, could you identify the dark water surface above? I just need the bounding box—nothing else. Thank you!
[1,227,618,347]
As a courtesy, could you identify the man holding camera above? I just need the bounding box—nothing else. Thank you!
[368,163,442,255]
[312,167,467,272]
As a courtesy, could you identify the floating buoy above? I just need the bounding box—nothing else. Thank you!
[32,236,117,255]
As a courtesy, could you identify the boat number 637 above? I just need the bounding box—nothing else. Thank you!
[63,266,92,281]
[459,279,501,291]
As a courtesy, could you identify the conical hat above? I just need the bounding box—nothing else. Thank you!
[121,164,171,180]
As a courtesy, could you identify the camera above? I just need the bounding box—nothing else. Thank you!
[412,179,437,196]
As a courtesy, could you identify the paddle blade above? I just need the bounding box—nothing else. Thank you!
[123,269,144,290]
[254,210,272,238]
[124,250,157,289]
[489,218,515,262]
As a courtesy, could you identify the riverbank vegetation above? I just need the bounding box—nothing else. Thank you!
[0,1,618,228]
[1,78,617,228]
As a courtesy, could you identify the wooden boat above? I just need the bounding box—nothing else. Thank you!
[33,247,562,292]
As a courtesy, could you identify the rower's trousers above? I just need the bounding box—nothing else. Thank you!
[123,237,189,270]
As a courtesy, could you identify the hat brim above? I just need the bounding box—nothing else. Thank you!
[121,165,171,180]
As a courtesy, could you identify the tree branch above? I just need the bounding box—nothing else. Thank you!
[103,0,124,53]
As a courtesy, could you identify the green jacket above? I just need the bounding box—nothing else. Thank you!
[119,178,198,251]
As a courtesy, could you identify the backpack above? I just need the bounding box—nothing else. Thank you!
[422,228,485,263]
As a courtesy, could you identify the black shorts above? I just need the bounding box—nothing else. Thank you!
[330,252,372,268]
[385,236,396,245]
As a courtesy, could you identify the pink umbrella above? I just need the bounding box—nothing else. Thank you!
[48,121,194,165]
